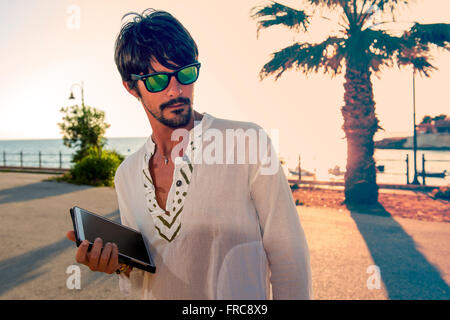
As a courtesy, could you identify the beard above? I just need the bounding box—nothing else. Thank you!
[144,97,193,128]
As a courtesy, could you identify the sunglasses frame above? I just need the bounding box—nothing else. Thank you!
[130,62,201,93]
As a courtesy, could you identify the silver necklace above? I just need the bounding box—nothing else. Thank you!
[157,148,169,165]
[157,151,169,165]
[151,135,169,165]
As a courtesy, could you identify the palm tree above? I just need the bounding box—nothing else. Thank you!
[251,0,450,205]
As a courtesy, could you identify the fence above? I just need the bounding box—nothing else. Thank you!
[2,151,449,185]
[293,153,449,187]
[376,154,449,185]
[0,151,73,170]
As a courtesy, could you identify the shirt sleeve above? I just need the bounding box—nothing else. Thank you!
[249,129,312,300]
[114,167,146,298]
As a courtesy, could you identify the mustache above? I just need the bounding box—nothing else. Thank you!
[161,97,191,110]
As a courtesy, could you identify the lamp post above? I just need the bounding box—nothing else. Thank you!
[411,70,420,185]
[69,81,85,107]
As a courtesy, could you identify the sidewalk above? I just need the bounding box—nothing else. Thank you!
[0,172,449,299]
[0,172,127,299]
[300,206,450,299]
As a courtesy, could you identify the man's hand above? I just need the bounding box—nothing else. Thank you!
[66,231,120,274]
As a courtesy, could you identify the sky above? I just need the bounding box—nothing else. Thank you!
[0,0,449,170]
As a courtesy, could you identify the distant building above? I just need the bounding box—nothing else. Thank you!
[435,118,450,134]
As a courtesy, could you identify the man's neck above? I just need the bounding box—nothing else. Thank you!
[150,110,203,158]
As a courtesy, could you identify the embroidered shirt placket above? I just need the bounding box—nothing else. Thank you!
[142,125,202,243]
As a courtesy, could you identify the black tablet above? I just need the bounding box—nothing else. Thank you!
[70,206,156,273]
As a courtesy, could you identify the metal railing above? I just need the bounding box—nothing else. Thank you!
[377,154,449,185]
[2,151,449,186]
[293,153,449,187]
[0,151,73,169]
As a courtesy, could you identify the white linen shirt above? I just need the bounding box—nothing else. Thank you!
[114,112,312,299]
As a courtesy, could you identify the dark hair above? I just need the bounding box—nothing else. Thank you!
[114,9,199,94]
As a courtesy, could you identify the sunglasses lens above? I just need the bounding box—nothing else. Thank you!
[177,66,199,85]
[145,74,169,92]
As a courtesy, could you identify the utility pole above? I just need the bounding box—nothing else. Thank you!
[298,154,301,184]
[412,70,420,185]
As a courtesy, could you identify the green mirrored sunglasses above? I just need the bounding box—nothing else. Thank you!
[131,62,201,93]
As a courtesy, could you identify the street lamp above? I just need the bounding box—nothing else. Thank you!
[68,81,85,107]
[411,70,420,185]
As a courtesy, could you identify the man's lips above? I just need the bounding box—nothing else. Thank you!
[166,103,185,109]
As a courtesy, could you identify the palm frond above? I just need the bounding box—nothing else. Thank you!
[375,0,408,11]
[357,0,410,29]
[366,29,404,57]
[396,46,436,76]
[251,1,310,37]
[259,37,346,80]
[307,0,352,25]
[407,23,450,49]
[397,49,436,76]
[393,23,450,75]
[365,29,406,73]
[307,0,346,8]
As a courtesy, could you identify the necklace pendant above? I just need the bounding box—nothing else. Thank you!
[164,158,168,165]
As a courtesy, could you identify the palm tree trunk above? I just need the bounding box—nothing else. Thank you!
[341,64,380,205]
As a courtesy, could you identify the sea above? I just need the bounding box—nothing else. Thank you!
[0,138,449,187]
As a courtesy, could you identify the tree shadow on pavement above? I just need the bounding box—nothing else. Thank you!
[0,180,92,205]
[0,209,120,296]
[347,202,450,299]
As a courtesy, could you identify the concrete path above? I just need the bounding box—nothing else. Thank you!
[300,206,450,299]
[0,172,449,299]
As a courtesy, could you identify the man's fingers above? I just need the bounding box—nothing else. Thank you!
[87,238,103,271]
[71,236,119,275]
[97,242,113,272]
[75,240,89,264]
[105,243,120,274]
[67,230,76,242]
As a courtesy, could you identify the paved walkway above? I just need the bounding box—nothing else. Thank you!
[0,172,449,299]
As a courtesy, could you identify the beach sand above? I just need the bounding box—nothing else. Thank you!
[292,186,450,223]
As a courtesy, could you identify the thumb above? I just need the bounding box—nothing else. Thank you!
[66,230,76,242]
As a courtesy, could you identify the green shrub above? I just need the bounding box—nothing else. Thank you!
[69,148,124,187]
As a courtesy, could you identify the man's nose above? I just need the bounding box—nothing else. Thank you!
[166,75,182,97]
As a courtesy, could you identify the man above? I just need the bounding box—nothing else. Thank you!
[67,8,312,299]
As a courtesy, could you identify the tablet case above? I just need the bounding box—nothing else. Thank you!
[70,207,156,273]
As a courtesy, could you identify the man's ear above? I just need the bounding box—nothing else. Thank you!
[122,80,141,100]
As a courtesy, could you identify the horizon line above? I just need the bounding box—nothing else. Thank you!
[0,131,414,142]
[0,136,151,142]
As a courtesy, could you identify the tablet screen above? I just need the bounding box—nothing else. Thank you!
[74,207,151,265]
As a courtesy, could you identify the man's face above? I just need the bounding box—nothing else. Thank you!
[135,59,195,128]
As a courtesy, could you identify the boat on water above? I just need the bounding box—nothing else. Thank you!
[328,165,345,176]
[289,168,315,177]
[418,170,447,178]
[327,165,385,176]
